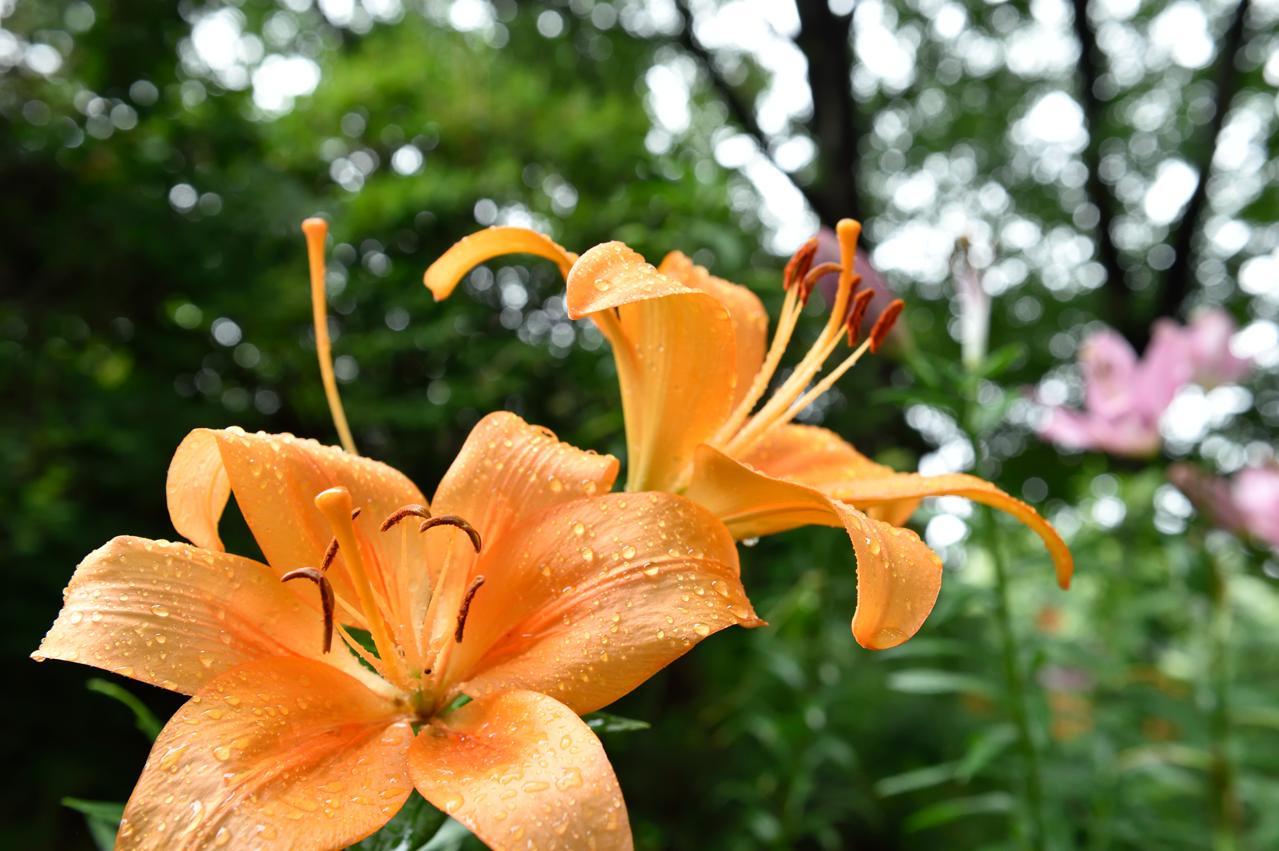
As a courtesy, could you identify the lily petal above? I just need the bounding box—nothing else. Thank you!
[449,492,761,713]
[567,242,737,492]
[658,250,768,408]
[167,428,428,622]
[739,424,920,525]
[423,226,576,301]
[424,412,620,650]
[32,536,371,694]
[117,657,412,850]
[740,425,1072,589]
[685,445,943,649]
[408,690,632,851]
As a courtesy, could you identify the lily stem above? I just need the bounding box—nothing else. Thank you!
[1206,544,1241,850]
[983,506,1048,851]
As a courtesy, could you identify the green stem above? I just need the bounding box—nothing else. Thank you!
[1206,547,1240,850]
[983,507,1048,851]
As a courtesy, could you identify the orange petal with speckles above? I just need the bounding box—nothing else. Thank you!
[448,492,761,713]
[686,444,943,649]
[423,226,576,301]
[740,424,1072,589]
[658,250,768,409]
[32,536,375,695]
[422,412,620,652]
[167,428,428,626]
[117,657,411,850]
[567,242,737,492]
[409,690,632,851]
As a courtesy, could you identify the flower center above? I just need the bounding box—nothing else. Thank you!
[707,218,904,461]
[282,489,486,707]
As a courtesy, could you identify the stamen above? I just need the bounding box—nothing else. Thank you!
[418,515,483,553]
[782,237,819,290]
[282,568,335,653]
[314,486,409,687]
[869,299,905,353]
[454,576,486,643]
[303,217,359,456]
[320,539,339,572]
[799,262,843,305]
[845,289,876,345]
[380,504,431,532]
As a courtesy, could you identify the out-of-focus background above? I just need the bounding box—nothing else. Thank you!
[3,0,1278,848]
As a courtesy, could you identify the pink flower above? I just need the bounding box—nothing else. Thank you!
[1038,309,1250,458]
[1039,327,1189,458]
[1231,465,1279,548]
[1180,309,1251,387]
[1170,463,1279,549]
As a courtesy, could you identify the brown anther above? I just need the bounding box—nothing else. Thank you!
[419,515,483,553]
[380,503,432,532]
[798,262,842,304]
[845,289,876,345]
[869,299,905,353]
[783,237,819,290]
[454,575,486,643]
[282,567,335,654]
[320,539,339,572]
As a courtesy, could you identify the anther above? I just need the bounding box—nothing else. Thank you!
[380,503,431,532]
[783,237,820,290]
[845,289,876,345]
[319,508,362,571]
[454,576,486,643]
[869,299,905,353]
[418,515,482,553]
[798,262,842,304]
[282,568,335,654]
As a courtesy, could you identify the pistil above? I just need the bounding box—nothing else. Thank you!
[315,486,410,688]
[303,218,359,456]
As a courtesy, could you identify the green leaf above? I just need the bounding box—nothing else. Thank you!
[887,669,996,699]
[351,793,446,851]
[875,762,958,797]
[977,343,1026,378]
[955,724,1017,783]
[584,711,651,733]
[62,798,122,851]
[905,792,1015,832]
[86,678,162,740]
[421,818,475,851]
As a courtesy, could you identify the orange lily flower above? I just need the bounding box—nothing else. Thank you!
[33,216,761,850]
[33,413,758,850]
[424,221,1072,650]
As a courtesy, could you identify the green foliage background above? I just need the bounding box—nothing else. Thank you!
[2,1,1277,848]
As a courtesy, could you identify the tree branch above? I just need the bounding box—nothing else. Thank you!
[671,0,841,225]
[1071,0,1133,338]
[1157,0,1252,321]
[793,0,861,221]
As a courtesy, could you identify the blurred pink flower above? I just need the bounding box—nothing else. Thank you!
[1178,308,1251,387]
[1039,310,1250,458]
[1039,326,1189,457]
[1169,463,1279,549]
[1231,465,1279,548]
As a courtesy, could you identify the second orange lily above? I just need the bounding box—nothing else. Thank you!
[424,220,1073,650]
